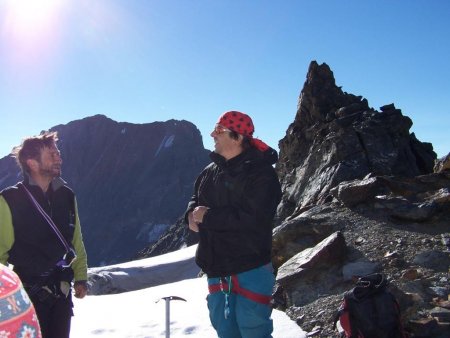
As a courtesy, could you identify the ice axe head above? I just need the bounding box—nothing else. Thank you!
[156,296,187,303]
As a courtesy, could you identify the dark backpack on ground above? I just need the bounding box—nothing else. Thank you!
[333,273,409,338]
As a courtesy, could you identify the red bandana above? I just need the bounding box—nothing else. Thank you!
[217,111,269,151]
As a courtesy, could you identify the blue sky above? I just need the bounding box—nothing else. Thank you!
[1,0,449,158]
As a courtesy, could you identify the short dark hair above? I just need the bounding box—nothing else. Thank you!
[12,131,59,173]
[229,130,252,150]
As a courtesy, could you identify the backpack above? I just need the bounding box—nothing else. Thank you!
[333,273,409,338]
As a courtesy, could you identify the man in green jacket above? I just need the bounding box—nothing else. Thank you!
[0,131,88,338]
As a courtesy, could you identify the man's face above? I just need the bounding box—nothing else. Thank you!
[210,124,242,159]
[36,143,62,178]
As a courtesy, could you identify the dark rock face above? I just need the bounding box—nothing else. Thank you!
[0,155,20,189]
[0,115,210,266]
[273,61,449,338]
[276,61,436,221]
[134,217,199,259]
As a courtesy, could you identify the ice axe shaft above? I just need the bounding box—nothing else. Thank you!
[157,296,187,338]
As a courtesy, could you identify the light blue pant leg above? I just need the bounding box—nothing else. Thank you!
[207,264,274,338]
[235,264,274,338]
[235,295,273,338]
[207,277,242,338]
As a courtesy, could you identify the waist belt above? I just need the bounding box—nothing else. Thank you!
[208,275,272,306]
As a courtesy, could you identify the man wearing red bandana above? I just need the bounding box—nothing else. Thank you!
[185,111,282,338]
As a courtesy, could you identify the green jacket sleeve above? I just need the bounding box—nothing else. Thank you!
[71,197,88,281]
[0,196,14,265]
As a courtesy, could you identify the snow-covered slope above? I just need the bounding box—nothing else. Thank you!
[71,245,306,337]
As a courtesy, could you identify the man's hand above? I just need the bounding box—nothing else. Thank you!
[188,206,209,232]
[188,211,199,232]
[74,280,88,299]
[193,206,208,224]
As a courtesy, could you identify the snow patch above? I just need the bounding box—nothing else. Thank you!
[88,245,199,295]
[154,134,175,157]
[164,135,175,148]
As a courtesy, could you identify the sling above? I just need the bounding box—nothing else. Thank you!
[19,183,76,267]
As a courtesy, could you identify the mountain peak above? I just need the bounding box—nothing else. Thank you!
[0,116,210,266]
[296,61,368,127]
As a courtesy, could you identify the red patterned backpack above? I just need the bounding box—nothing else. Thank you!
[0,263,42,337]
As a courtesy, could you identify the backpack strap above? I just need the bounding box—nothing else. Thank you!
[353,273,387,300]
[344,293,363,338]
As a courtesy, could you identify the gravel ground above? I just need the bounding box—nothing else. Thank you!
[283,204,449,337]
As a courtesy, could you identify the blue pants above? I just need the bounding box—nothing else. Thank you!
[207,263,275,338]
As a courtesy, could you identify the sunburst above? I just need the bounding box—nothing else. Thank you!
[3,0,64,39]
[1,0,68,74]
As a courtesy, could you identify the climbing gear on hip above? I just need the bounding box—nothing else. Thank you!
[209,274,273,319]
[220,277,232,319]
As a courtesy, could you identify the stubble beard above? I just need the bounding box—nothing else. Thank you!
[39,165,61,179]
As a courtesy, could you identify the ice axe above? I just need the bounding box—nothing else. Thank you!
[156,296,187,338]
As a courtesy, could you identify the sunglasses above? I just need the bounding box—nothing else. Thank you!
[213,124,232,135]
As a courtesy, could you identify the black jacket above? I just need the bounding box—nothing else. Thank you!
[186,147,282,278]
[1,177,77,284]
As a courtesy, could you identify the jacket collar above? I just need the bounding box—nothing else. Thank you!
[210,146,279,168]
[23,173,67,192]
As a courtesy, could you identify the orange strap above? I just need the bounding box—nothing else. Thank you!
[208,275,272,305]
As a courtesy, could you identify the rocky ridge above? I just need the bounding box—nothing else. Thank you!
[272,61,449,337]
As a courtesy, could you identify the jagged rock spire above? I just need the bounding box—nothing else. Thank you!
[295,61,368,127]
[276,61,436,221]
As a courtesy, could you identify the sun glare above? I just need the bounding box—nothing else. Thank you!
[1,0,68,74]
[4,0,63,40]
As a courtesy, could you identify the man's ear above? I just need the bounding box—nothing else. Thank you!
[26,158,39,173]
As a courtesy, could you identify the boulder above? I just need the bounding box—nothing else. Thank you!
[434,152,450,173]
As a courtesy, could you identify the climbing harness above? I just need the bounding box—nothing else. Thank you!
[210,275,272,319]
